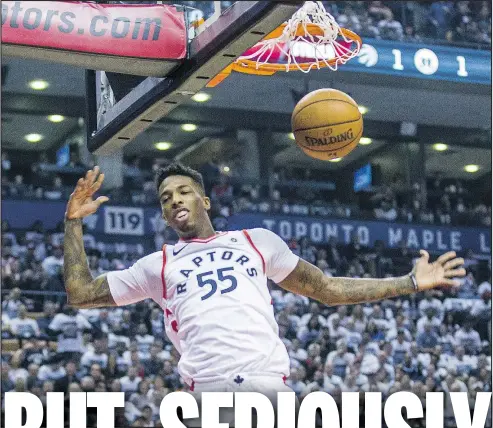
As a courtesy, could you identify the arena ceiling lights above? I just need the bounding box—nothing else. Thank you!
[359,137,372,145]
[154,142,172,151]
[191,93,211,103]
[47,115,65,123]
[24,133,43,143]
[181,124,197,132]
[28,79,49,90]
[464,164,480,173]
[433,143,448,151]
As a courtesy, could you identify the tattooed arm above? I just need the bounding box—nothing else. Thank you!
[63,166,114,309]
[279,250,466,306]
[279,259,414,306]
[63,218,115,308]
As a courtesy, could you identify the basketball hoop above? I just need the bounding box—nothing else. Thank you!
[207,1,362,87]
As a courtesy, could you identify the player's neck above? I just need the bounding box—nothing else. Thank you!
[179,223,216,241]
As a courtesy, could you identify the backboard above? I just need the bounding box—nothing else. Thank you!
[86,1,301,155]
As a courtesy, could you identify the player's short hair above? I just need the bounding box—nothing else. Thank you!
[155,163,205,195]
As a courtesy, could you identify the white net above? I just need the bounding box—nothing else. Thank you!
[237,1,361,73]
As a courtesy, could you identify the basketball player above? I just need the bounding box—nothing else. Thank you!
[63,164,466,425]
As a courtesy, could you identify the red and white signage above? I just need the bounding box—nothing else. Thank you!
[1,1,187,59]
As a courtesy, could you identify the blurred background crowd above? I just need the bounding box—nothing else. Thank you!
[2,152,491,228]
[2,158,491,427]
[180,0,492,47]
[1,1,491,427]
[101,1,492,47]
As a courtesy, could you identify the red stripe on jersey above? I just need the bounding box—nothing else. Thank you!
[171,320,178,333]
[242,229,266,274]
[165,309,172,318]
[282,375,287,384]
[190,380,195,391]
[161,245,167,299]
[179,232,228,243]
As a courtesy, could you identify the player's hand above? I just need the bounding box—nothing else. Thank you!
[413,250,466,291]
[65,166,109,220]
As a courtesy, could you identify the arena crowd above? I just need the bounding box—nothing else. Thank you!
[2,158,491,427]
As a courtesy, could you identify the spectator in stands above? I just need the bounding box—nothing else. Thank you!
[286,367,306,396]
[327,341,355,379]
[38,354,66,382]
[451,1,472,43]
[336,4,362,33]
[9,304,40,340]
[36,301,57,335]
[49,305,92,361]
[1,362,15,392]
[418,291,444,321]
[25,363,42,391]
[120,366,142,396]
[44,176,65,201]
[129,380,152,411]
[160,360,181,390]
[2,220,17,246]
[135,323,155,357]
[455,320,482,355]
[19,338,50,369]
[8,174,28,198]
[437,324,457,356]
[2,152,11,175]
[2,253,23,291]
[378,11,404,40]
[417,322,439,354]
[210,174,234,205]
[471,291,491,325]
[368,1,392,22]
[478,275,491,298]
[41,246,64,278]
[2,282,18,311]
[80,334,109,373]
[416,308,441,334]
[9,353,29,385]
[90,363,106,385]
[68,152,87,170]
[54,360,80,395]
[392,330,411,364]
[429,1,455,39]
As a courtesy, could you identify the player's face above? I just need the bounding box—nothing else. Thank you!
[158,175,210,236]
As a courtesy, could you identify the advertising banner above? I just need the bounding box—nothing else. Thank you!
[1,1,186,59]
[3,201,490,256]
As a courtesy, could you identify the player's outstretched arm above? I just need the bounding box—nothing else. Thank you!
[64,166,115,309]
[279,250,466,306]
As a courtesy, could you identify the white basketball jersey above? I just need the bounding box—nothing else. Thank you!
[107,228,300,387]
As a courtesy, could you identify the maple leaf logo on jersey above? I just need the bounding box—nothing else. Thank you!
[234,375,244,384]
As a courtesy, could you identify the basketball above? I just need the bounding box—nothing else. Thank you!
[291,88,363,161]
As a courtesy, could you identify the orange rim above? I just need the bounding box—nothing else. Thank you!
[233,26,362,74]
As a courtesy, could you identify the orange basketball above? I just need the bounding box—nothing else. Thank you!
[291,88,363,161]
